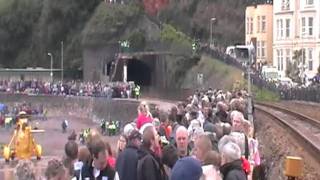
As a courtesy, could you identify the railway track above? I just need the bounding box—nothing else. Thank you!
[255,102,320,162]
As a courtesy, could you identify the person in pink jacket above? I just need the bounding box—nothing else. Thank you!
[136,102,153,129]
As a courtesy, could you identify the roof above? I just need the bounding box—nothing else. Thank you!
[0,68,62,72]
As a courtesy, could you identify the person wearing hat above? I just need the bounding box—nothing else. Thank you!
[116,130,142,180]
[171,157,203,180]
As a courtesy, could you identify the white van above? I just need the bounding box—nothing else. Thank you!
[261,66,279,82]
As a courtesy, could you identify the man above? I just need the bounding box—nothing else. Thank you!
[175,126,191,158]
[219,142,247,180]
[81,138,116,180]
[45,159,67,180]
[137,125,165,180]
[63,140,79,177]
[116,130,142,180]
[62,119,68,133]
[171,157,203,180]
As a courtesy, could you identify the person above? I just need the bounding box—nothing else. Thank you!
[63,140,79,177]
[171,157,203,180]
[136,103,153,130]
[15,160,36,180]
[116,134,128,155]
[175,126,191,158]
[45,158,67,180]
[219,142,247,180]
[162,144,179,177]
[134,85,140,100]
[105,141,116,169]
[158,112,170,140]
[81,138,116,179]
[137,125,165,180]
[193,135,213,163]
[73,146,91,179]
[201,151,222,180]
[116,130,142,180]
[62,119,68,133]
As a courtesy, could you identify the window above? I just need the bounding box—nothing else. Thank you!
[257,41,260,57]
[280,49,284,71]
[306,0,314,5]
[302,17,306,37]
[277,49,284,71]
[308,17,313,36]
[285,19,290,38]
[261,41,265,58]
[246,17,250,34]
[257,16,260,33]
[261,16,266,33]
[308,49,313,70]
[302,17,314,37]
[250,17,253,34]
[280,19,283,38]
[281,0,290,10]
[277,20,280,39]
[277,50,280,71]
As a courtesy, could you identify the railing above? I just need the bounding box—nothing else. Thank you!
[203,47,320,103]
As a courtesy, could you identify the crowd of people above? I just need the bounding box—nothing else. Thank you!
[13,88,262,180]
[0,102,46,128]
[0,80,138,98]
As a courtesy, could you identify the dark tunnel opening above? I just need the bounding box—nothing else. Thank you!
[127,59,152,86]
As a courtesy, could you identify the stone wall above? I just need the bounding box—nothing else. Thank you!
[0,94,143,125]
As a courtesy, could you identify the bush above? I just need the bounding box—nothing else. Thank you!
[160,24,192,48]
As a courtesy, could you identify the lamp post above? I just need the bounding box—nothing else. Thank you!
[247,42,255,124]
[61,41,64,83]
[47,53,53,83]
[210,18,216,49]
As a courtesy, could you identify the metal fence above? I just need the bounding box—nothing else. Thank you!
[203,47,320,103]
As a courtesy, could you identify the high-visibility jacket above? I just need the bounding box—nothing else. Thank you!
[135,86,140,96]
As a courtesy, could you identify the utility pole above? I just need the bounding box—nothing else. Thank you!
[210,18,216,49]
[48,53,53,83]
[61,41,64,83]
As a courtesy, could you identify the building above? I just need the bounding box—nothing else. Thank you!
[273,0,320,79]
[0,68,62,82]
[246,4,273,68]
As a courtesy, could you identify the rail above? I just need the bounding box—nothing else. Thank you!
[255,102,320,162]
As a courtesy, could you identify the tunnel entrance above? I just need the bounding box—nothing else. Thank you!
[127,59,152,86]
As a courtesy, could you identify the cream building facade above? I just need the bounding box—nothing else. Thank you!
[273,0,320,79]
[246,4,273,68]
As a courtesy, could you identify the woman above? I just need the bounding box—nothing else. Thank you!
[106,141,117,169]
[117,134,128,154]
[136,102,153,129]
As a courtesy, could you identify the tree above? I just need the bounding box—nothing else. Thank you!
[143,0,169,16]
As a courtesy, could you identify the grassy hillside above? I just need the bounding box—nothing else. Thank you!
[181,55,243,89]
[181,55,279,102]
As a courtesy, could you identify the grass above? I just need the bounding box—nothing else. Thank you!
[253,86,280,102]
[180,55,280,102]
[181,55,243,89]
[0,0,13,15]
